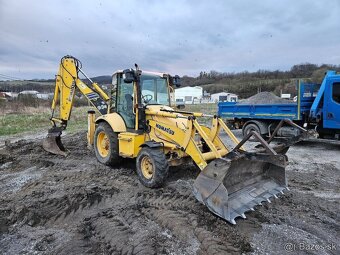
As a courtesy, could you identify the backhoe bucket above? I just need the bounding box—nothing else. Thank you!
[193,150,287,224]
[42,127,67,157]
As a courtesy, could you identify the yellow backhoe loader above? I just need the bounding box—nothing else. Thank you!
[43,55,289,224]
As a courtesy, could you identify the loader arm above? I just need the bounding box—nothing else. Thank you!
[145,107,288,224]
[146,108,245,169]
[43,55,110,156]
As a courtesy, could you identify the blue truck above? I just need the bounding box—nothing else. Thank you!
[218,71,340,139]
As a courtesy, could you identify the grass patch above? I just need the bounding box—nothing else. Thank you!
[0,107,92,136]
[0,104,219,137]
[185,103,217,115]
[184,103,218,125]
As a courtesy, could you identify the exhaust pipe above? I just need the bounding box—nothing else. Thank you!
[42,127,67,156]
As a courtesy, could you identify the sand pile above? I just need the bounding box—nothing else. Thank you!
[238,91,295,104]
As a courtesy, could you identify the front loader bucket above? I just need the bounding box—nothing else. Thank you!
[193,150,287,224]
[42,127,67,157]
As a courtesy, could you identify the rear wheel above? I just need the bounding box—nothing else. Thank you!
[94,122,121,166]
[243,123,261,141]
[136,147,169,188]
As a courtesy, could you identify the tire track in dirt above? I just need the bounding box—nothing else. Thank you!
[141,208,239,255]
[2,185,120,229]
[132,189,245,254]
[80,207,159,254]
[134,189,199,211]
[74,188,246,254]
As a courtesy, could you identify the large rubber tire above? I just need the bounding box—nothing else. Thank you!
[136,147,169,188]
[94,122,121,167]
[243,123,261,141]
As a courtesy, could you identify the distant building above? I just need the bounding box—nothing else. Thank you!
[175,98,185,107]
[211,92,238,103]
[9,92,18,98]
[18,90,53,100]
[18,90,39,97]
[37,93,54,100]
[0,92,12,99]
[175,86,203,104]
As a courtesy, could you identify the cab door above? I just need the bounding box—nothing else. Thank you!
[116,74,135,129]
[323,78,340,129]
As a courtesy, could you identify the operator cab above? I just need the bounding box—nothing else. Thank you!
[111,70,173,129]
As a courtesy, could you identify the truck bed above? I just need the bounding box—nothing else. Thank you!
[218,102,299,120]
[218,82,318,121]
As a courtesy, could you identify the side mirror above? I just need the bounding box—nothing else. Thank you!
[174,75,181,88]
[123,69,136,83]
[170,75,181,88]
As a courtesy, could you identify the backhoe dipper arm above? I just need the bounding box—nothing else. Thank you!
[50,55,110,129]
[43,55,110,156]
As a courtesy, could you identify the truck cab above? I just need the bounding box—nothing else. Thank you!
[310,71,340,136]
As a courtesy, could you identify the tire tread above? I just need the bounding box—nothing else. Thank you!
[136,147,169,188]
[94,122,121,166]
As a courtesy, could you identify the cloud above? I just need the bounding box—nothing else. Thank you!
[0,0,339,79]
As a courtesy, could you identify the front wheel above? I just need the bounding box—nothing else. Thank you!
[136,147,169,188]
[94,122,121,166]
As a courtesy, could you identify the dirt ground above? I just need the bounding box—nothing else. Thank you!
[0,131,339,255]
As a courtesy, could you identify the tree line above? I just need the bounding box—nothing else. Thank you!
[181,63,340,98]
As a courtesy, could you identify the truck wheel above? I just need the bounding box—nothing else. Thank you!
[243,123,261,141]
[94,122,121,166]
[136,147,169,188]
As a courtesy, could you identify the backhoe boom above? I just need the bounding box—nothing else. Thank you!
[43,55,110,155]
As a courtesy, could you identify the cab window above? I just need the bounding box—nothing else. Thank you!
[140,74,169,105]
[332,82,340,104]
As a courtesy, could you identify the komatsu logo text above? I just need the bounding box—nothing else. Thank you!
[156,123,175,135]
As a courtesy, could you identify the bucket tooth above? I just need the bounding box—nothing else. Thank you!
[193,151,288,225]
[286,187,290,191]
[229,210,241,222]
[273,194,278,199]
[254,197,265,205]
[267,198,271,203]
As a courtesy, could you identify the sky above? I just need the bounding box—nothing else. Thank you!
[0,0,339,80]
